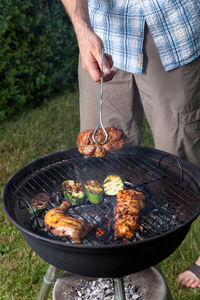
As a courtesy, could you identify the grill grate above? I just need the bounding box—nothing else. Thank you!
[9,149,200,246]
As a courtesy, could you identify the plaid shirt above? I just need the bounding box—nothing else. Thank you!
[88,0,200,74]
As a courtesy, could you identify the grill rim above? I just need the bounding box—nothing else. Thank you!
[2,145,200,250]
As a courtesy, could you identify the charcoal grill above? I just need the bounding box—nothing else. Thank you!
[2,145,200,278]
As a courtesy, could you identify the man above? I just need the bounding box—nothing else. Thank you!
[61,0,200,289]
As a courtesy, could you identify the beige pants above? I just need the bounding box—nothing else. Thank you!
[78,29,200,170]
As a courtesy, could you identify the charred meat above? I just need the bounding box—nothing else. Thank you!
[77,126,126,157]
[44,201,93,243]
[29,193,50,214]
[114,189,145,239]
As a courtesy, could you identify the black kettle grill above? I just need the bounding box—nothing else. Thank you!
[2,145,200,277]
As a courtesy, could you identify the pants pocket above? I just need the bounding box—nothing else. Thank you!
[181,109,200,140]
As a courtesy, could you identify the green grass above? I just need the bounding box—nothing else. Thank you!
[0,89,200,300]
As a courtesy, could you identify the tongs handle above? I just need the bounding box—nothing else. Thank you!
[92,48,108,145]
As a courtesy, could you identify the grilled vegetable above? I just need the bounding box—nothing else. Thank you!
[44,201,94,243]
[29,193,50,214]
[85,180,104,204]
[62,180,85,204]
[103,174,124,196]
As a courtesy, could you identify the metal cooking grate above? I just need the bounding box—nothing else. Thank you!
[10,150,200,246]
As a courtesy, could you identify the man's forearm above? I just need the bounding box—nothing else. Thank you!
[61,0,92,36]
[61,0,115,82]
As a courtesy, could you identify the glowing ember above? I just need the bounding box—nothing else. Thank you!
[96,227,105,237]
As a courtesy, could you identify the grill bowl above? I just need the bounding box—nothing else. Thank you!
[2,145,200,277]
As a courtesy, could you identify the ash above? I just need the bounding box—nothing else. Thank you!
[72,276,144,300]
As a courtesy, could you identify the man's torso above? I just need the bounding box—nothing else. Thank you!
[88,0,200,73]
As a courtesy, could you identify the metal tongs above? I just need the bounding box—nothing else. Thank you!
[92,48,108,145]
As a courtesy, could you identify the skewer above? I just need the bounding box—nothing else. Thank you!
[92,48,108,145]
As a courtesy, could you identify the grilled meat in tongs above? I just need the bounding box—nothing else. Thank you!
[114,189,145,239]
[44,201,93,243]
[77,126,126,157]
[77,50,126,157]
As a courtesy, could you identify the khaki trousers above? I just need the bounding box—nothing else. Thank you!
[78,29,200,170]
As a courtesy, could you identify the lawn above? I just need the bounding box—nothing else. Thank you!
[0,89,200,300]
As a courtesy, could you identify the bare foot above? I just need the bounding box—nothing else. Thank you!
[178,257,200,288]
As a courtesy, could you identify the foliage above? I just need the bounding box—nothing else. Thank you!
[0,0,78,120]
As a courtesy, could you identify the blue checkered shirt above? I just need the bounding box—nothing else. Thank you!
[88,0,200,74]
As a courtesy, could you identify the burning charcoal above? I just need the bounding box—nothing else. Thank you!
[51,192,61,203]
[133,295,142,300]
[129,285,137,294]
[57,275,146,300]
[90,291,97,297]
[105,297,113,300]
[135,231,144,240]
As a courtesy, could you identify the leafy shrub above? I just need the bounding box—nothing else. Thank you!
[0,0,78,120]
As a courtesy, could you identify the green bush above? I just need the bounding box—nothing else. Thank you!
[0,0,78,120]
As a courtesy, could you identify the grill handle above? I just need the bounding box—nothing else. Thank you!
[19,197,44,229]
[158,153,183,183]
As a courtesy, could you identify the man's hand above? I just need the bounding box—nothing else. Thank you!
[77,27,116,82]
[61,0,116,82]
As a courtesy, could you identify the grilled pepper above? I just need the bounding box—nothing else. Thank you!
[85,180,104,204]
[62,180,85,204]
[103,174,124,196]
[29,193,50,214]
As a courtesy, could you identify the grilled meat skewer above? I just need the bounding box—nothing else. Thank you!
[44,201,93,243]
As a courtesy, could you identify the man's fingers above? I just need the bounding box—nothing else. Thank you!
[87,61,102,82]
[104,53,114,69]
[95,50,112,73]
[103,70,116,82]
[101,53,113,75]
[85,54,116,82]
[81,49,116,82]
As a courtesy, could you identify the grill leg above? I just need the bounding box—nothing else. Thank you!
[155,264,174,300]
[37,265,58,300]
[114,277,126,300]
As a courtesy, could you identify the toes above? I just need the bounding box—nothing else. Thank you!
[179,277,189,286]
[177,270,200,288]
[185,278,196,288]
[183,277,192,286]
[177,271,187,283]
[191,280,200,288]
